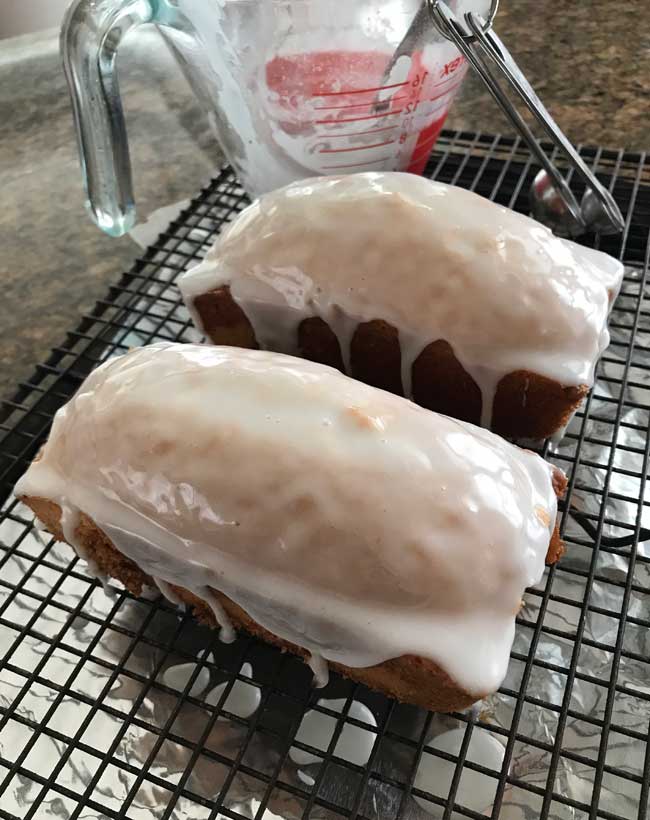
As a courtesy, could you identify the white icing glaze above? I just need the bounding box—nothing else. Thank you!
[153,577,183,606]
[550,411,577,446]
[60,505,83,557]
[205,662,261,719]
[61,503,106,582]
[297,769,316,787]
[289,698,377,767]
[161,661,211,698]
[308,652,329,689]
[195,586,237,644]
[413,727,507,815]
[16,342,559,695]
[33,516,48,533]
[179,172,624,428]
[101,577,117,598]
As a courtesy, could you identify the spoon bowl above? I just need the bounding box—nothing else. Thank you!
[530,169,625,237]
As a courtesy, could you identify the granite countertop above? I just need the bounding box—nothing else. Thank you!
[0,0,647,402]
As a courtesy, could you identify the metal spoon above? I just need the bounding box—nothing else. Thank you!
[427,1,625,236]
[529,169,622,238]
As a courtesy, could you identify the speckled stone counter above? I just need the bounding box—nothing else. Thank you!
[451,1,648,148]
[0,0,647,401]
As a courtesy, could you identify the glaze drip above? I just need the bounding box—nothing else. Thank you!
[308,652,329,689]
[61,504,104,581]
[154,577,183,606]
[199,587,237,644]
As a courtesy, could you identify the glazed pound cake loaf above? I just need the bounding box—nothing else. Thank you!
[17,343,566,713]
[179,172,624,440]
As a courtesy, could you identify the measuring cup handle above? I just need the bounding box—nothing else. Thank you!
[61,0,155,236]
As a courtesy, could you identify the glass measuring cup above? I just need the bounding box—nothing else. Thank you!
[63,0,491,236]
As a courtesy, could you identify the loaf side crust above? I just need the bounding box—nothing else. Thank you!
[20,493,564,714]
[193,286,589,440]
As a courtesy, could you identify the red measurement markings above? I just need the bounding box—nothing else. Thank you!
[317,79,408,97]
[440,55,465,78]
[314,94,408,111]
[427,77,465,103]
[406,113,448,174]
[322,156,394,170]
[318,125,400,138]
[316,109,403,125]
[394,63,427,164]
[427,74,465,94]
[319,139,396,154]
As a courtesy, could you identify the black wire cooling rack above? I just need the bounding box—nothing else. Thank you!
[1,131,650,820]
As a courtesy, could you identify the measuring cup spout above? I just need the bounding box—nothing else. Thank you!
[61,0,155,236]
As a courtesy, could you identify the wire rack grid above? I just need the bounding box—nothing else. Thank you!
[1,131,650,820]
